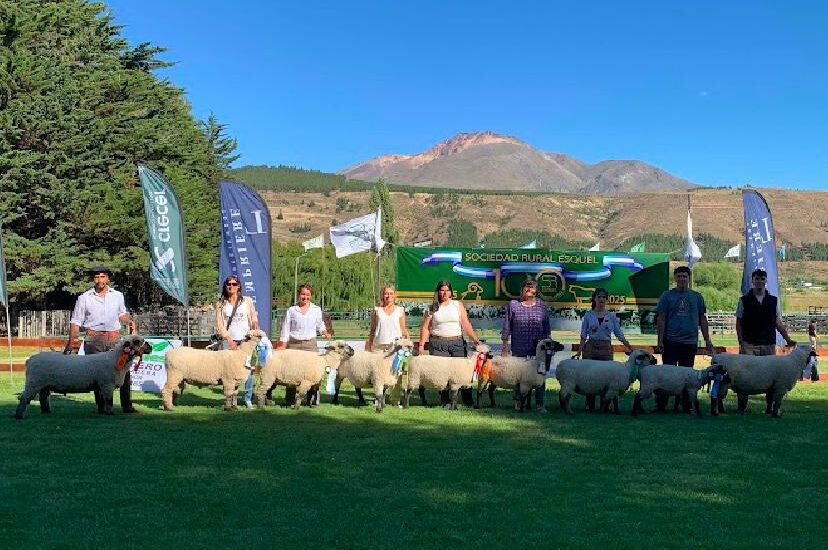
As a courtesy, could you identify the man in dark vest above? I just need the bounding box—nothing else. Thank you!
[736,268,796,356]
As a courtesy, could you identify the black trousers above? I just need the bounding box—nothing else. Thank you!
[84,337,134,412]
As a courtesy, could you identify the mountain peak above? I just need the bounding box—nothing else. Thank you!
[339,132,697,195]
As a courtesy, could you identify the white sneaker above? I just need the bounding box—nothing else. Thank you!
[245,400,254,410]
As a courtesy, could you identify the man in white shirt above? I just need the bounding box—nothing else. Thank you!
[65,266,139,413]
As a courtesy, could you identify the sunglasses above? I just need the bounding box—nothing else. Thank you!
[226,282,239,287]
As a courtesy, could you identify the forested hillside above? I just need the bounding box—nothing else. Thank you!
[0,0,226,309]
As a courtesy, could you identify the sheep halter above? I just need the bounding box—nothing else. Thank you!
[472,352,490,383]
[116,344,133,372]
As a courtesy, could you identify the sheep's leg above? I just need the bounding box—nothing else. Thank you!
[736,393,748,414]
[475,387,483,409]
[450,388,460,410]
[771,395,783,418]
[562,393,573,415]
[295,382,312,410]
[332,376,344,405]
[101,385,115,415]
[403,388,411,409]
[585,394,596,412]
[93,386,106,414]
[418,385,429,407]
[690,391,702,417]
[162,371,183,411]
[764,392,773,415]
[306,385,320,407]
[612,397,620,415]
[632,393,642,418]
[489,385,496,408]
[223,381,238,411]
[524,387,533,411]
[39,389,52,414]
[599,393,610,413]
[14,387,38,420]
[354,387,366,406]
[374,384,385,412]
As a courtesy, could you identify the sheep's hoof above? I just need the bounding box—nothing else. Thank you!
[13,413,23,420]
[123,407,139,414]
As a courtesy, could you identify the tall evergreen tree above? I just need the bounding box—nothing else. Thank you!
[199,113,240,172]
[368,178,399,248]
[0,0,223,308]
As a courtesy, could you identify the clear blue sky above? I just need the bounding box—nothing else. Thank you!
[108,0,827,190]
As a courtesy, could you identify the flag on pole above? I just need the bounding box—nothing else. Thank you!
[629,242,645,253]
[330,209,385,258]
[684,209,702,268]
[138,165,189,306]
[0,223,7,308]
[302,234,325,251]
[588,243,600,252]
[742,190,782,345]
[521,240,538,249]
[219,180,272,337]
[724,243,741,259]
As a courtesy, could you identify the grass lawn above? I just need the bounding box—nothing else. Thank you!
[2,374,827,549]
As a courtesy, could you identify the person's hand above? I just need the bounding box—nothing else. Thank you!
[417,344,425,354]
[785,338,797,347]
[622,342,633,353]
[501,343,510,357]
[654,344,663,355]
[228,340,239,350]
[705,340,715,355]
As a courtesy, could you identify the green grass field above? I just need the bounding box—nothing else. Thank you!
[2,373,827,549]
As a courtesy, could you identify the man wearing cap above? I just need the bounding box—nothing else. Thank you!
[736,268,796,356]
[65,266,139,413]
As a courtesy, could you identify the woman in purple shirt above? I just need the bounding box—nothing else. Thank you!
[501,280,551,409]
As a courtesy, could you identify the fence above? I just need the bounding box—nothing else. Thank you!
[14,308,827,339]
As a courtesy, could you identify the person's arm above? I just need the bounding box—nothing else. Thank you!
[317,309,332,340]
[500,302,512,357]
[216,301,238,350]
[656,314,666,353]
[116,294,135,333]
[365,310,378,352]
[65,296,85,353]
[248,298,260,331]
[576,312,589,358]
[775,316,796,347]
[612,314,631,352]
[735,318,744,353]
[458,302,480,346]
[699,298,713,354]
[278,307,291,346]
[399,309,410,340]
[418,312,431,353]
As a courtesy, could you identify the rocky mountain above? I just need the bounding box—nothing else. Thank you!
[339,131,697,195]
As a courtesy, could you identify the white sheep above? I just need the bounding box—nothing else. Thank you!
[332,338,414,412]
[709,344,810,418]
[556,349,658,414]
[403,343,493,410]
[257,341,354,409]
[14,335,151,419]
[478,339,565,411]
[161,329,267,411]
[631,364,723,418]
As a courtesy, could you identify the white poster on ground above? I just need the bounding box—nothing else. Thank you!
[130,338,182,393]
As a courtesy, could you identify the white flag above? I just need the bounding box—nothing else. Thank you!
[302,234,325,251]
[684,210,702,268]
[588,243,600,251]
[521,240,538,249]
[724,243,740,259]
[329,208,385,258]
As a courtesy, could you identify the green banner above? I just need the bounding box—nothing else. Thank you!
[138,165,189,306]
[396,247,669,309]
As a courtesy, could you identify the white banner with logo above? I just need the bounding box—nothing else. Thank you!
[131,338,182,393]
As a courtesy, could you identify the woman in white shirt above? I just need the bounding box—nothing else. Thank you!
[273,283,331,406]
[215,275,259,409]
[418,280,481,406]
[366,284,410,352]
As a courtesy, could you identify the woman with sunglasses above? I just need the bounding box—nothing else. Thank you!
[215,275,260,409]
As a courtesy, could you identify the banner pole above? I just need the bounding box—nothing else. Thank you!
[186,302,191,347]
[5,305,11,384]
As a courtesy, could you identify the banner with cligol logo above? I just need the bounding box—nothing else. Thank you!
[219,180,272,337]
[138,165,189,306]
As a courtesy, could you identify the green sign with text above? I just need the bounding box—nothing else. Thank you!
[396,247,669,309]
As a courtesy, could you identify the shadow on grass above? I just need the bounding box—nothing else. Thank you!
[1,375,827,548]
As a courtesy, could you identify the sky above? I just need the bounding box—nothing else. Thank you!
[107,0,828,190]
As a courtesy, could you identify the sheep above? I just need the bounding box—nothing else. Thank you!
[631,364,727,418]
[332,338,415,412]
[555,349,658,415]
[477,339,565,411]
[161,329,267,411]
[257,341,354,409]
[708,344,811,418]
[14,335,151,419]
[403,343,493,410]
